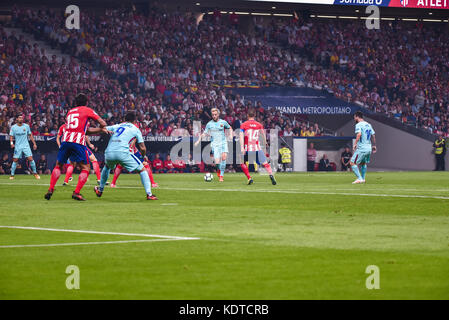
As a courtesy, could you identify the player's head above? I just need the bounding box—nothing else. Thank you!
[247,107,256,119]
[75,93,88,107]
[125,111,136,123]
[211,108,220,121]
[354,111,364,123]
[16,114,24,124]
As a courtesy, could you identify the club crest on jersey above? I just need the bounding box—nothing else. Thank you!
[400,0,409,7]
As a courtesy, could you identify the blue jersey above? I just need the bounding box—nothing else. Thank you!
[355,121,375,152]
[204,119,230,147]
[10,124,31,149]
[105,122,144,154]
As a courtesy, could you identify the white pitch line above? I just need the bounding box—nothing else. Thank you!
[0,238,189,249]
[160,187,449,200]
[0,182,448,200]
[0,226,200,240]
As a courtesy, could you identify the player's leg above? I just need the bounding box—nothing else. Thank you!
[259,151,277,185]
[95,161,114,197]
[10,158,18,179]
[138,167,157,200]
[87,149,102,183]
[10,147,22,179]
[360,162,367,181]
[144,162,158,187]
[135,150,158,187]
[63,161,74,185]
[45,157,65,200]
[71,145,91,201]
[120,152,157,200]
[25,149,40,179]
[241,152,252,184]
[91,156,101,182]
[219,152,227,182]
[111,164,123,187]
[350,151,363,183]
[45,144,70,199]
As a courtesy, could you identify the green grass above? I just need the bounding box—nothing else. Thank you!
[0,171,448,299]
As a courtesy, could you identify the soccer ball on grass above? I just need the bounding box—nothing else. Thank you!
[204,173,213,182]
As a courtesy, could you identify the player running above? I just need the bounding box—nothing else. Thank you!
[239,108,277,185]
[194,108,233,182]
[45,93,107,201]
[9,114,40,180]
[110,124,158,188]
[350,111,377,184]
[94,112,158,200]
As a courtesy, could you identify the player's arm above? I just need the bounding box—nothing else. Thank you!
[85,135,97,152]
[28,132,37,150]
[86,112,108,134]
[9,133,14,149]
[194,125,208,147]
[239,129,245,153]
[353,132,361,152]
[371,134,377,153]
[138,142,147,159]
[56,133,61,147]
[260,129,268,152]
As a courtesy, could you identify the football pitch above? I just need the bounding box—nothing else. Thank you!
[0,171,448,300]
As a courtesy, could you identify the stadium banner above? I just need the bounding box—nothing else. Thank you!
[232,87,361,115]
[248,0,449,9]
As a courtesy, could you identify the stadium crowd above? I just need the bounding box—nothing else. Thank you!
[0,6,329,140]
[265,17,449,136]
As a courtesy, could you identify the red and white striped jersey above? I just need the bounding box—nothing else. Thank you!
[240,120,264,152]
[57,123,66,138]
[62,106,100,146]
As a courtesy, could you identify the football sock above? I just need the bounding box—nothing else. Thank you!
[215,164,220,176]
[92,161,101,180]
[29,160,37,174]
[74,169,89,194]
[64,164,74,183]
[139,170,152,195]
[112,165,122,185]
[241,163,251,179]
[351,165,362,180]
[144,163,156,184]
[11,161,17,175]
[220,160,226,177]
[99,166,110,191]
[49,167,61,191]
[360,164,367,180]
[263,162,273,175]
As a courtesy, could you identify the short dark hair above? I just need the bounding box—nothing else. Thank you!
[125,111,136,122]
[354,111,364,119]
[75,93,88,106]
[247,107,256,118]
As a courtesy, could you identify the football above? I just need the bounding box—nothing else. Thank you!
[204,172,213,182]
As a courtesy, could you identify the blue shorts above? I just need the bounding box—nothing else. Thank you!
[87,147,93,156]
[57,142,91,164]
[104,151,144,173]
[351,149,371,165]
[244,150,267,165]
[13,146,33,159]
[211,143,228,158]
[134,150,145,162]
